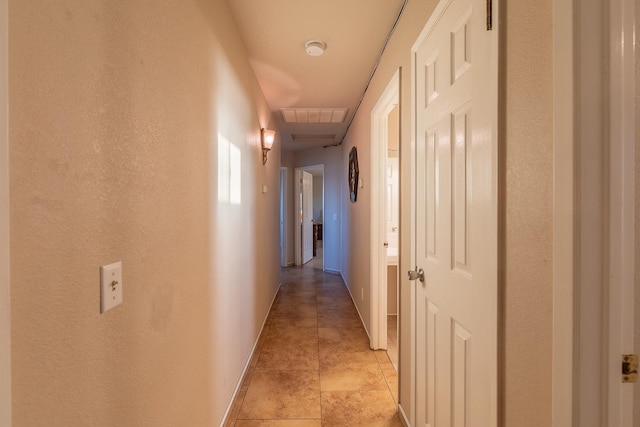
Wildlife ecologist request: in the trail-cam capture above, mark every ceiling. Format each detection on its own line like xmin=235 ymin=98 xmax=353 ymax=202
xmin=226 ymin=0 xmax=406 ymax=152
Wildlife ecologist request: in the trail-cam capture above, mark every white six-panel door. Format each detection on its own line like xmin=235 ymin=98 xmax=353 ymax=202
xmin=413 ymin=0 xmax=498 ymax=425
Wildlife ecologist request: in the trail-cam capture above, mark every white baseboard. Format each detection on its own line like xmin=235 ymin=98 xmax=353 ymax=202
xmin=218 ymin=281 xmax=281 ymax=426
xmin=399 ymin=404 xmax=410 ymax=426
xmin=341 ymin=273 xmax=371 ymax=342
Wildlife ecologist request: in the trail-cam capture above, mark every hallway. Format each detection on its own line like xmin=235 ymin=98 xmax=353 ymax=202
xmin=225 ymin=266 xmax=400 ymax=426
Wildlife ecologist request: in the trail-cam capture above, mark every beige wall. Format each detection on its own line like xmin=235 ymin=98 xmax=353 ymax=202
xmin=9 ymin=0 xmax=281 ymax=425
xmin=0 ymin=0 xmax=10 ymax=423
xmin=502 ymin=2 xmax=554 ymax=425
xmin=281 ymin=151 xmax=296 ymax=266
xmin=340 ymin=0 xmax=554 ymax=424
xmin=635 ymin=0 xmax=640 ymax=420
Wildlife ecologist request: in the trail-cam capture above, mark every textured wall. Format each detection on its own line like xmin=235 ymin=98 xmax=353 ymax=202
xmin=502 ymin=2 xmax=554 ymax=426
xmin=635 ymin=0 xmax=640 ymax=420
xmin=0 ymin=0 xmax=10 ymax=423
xmin=9 ymin=0 xmax=280 ymax=425
xmin=281 ymin=151 xmax=296 ymax=266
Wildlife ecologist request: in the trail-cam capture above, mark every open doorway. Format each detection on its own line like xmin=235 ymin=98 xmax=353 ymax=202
xmin=370 ymin=70 xmax=400 ymax=368
xmin=294 ymin=165 xmax=324 ymax=269
xmin=386 ymin=106 xmax=400 ymax=370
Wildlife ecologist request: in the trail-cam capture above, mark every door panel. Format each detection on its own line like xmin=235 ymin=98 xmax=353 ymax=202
xmin=413 ymin=0 xmax=497 ymax=425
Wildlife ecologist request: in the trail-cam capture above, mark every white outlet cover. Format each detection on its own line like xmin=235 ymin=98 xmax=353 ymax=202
xmin=100 ymin=261 xmax=122 ymax=313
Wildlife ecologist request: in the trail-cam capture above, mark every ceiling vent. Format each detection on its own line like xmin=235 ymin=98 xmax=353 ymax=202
xmin=281 ymin=108 xmax=348 ymax=124
xmin=291 ymin=134 xmax=337 ymax=142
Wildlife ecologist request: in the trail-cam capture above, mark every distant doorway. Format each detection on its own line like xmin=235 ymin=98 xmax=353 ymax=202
xmin=294 ymin=165 xmax=324 ymax=268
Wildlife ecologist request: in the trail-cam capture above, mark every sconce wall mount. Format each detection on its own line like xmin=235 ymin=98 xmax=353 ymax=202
xmin=261 ymin=128 xmax=276 ymax=165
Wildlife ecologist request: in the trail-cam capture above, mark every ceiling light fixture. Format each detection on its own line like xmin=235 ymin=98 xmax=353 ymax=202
xmin=305 ymin=40 xmax=326 ymax=56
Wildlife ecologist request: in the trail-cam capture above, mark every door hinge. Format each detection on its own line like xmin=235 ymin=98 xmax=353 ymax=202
xmin=622 ymin=354 xmax=638 ymax=383
xmin=486 ymin=0 xmax=493 ymax=31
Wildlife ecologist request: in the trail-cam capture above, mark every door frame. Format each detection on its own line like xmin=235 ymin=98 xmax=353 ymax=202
xmin=606 ymin=0 xmax=635 ymax=424
xmin=279 ymin=167 xmax=287 ymax=267
xmin=370 ymin=69 xmax=400 ymax=350
xmin=294 ymin=169 xmax=302 ymax=266
xmin=0 ymin=0 xmax=11 ymax=422
xmin=552 ymin=0 xmax=636 ymax=425
xmin=551 ymin=2 xmax=576 ymax=425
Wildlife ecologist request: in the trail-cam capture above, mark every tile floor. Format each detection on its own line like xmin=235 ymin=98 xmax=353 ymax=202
xmin=386 ymin=315 xmax=398 ymax=371
xmin=309 ymin=241 xmax=323 ymax=270
xmin=225 ymin=265 xmax=401 ymax=426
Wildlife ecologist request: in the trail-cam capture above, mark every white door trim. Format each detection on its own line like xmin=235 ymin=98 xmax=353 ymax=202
xmin=607 ymin=0 xmax=635 ymax=425
xmin=294 ymin=169 xmax=302 ymax=266
xmin=0 ymin=0 xmax=11 ymax=422
xmin=552 ymin=0 xmax=636 ymax=425
xmin=370 ymin=69 xmax=400 ymax=350
xmin=551 ymin=2 xmax=576 ymax=425
xmin=551 ymin=1 xmax=578 ymax=427
xmin=294 ymin=166 xmax=323 ymax=267
xmin=279 ymin=168 xmax=287 ymax=267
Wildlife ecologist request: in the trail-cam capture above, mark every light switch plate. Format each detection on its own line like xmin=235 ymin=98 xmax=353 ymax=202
xmin=100 ymin=261 xmax=122 ymax=313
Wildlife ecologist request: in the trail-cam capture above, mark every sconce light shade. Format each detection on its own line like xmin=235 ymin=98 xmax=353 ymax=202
xmin=261 ymin=128 xmax=276 ymax=165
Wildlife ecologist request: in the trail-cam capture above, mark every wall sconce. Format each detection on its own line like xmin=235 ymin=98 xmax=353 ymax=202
xmin=261 ymin=128 xmax=276 ymax=165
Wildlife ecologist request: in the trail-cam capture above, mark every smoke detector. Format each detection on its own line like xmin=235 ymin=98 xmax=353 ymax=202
xmin=305 ymin=40 xmax=326 ymax=56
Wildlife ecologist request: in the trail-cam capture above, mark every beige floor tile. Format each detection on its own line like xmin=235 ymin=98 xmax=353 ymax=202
xmin=256 ymin=342 xmax=320 ymax=371
xmin=239 ymin=370 xmax=321 ymax=419
xmin=320 ymin=349 xmax=379 ymax=366
xmin=270 ymin=315 xmax=318 ymax=328
xmin=381 ymin=366 xmax=399 ymax=403
xmin=272 ymin=302 xmax=317 ymax=317
xmin=318 ymin=327 xmax=371 ymax=355
xmin=321 ymin=389 xmax=402 ymax=427
xmin=274 ymin=293 xmax=317 ymax=307
xmin=317 ymin=296 xmax=356 ymax=312
xmin=234 ymin=420 xmax=321 ymax=427
xmin=263 ymin=325 xmax=318 ymax=342
xmin=373 ymin=350 xmax=393 ymax=369
xmin=320 ymin=351 xmax=388 ymax=392
xmin=317 ymin=302 xmax=358 ymax=315
xmin=225 ymin=389 xmax=246 ymax=427
xmin=316 ymin=283 xmax=350 ymax=293
xmin=318 ymin=309 xmax=362 ymax=328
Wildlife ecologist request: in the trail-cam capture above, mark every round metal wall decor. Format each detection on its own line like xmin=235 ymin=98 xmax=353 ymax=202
xmin=348 ymin=146 xmax=359 ymax=202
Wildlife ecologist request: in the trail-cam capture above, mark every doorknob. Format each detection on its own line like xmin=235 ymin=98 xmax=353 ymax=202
xmin=407 ymin=268 xmax=425 ymax=283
